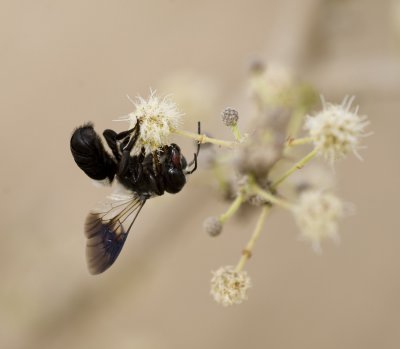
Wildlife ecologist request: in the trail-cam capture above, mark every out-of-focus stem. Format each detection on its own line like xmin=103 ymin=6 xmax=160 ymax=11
xmin=230 ymin=124 xmax=242 ymax=142
xmin=173 ymin=128 xmax=235 ymax=148
xmin=219 ymin=194 xmax=244 ymax=224
xmin=285 ymin=137 xmax=314 ymax=147
xmin=251 ymin=185 xmax=293 ymax=210
xmin=286 ymin=108 xmax=306 ymax=138
xmin=271 ymin=147 xmax=319 ymax=189
xmin=235 ymin=206 xmax=270 ymax=272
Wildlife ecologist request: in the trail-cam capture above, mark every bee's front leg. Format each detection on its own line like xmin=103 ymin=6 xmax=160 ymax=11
xmin=103 ymin=126 xmax=137 ymax=161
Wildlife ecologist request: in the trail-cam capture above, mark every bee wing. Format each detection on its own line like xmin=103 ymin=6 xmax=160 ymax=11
xmin=85 ymin=189 xmax=146 ymax=275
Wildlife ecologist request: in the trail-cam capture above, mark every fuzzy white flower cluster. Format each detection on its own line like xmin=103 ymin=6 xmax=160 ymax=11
xmin=120 ymin=91 xmax=183 ymax=154
xmin=250 ymin=62 xmax=294 ymax=107
xmin=293 ymin=190 xmax=345 ymax=253
xmin=210 ymin=266 xmax=251 ymax=306
xmin=305 ymin=96 xmax=370 ymax=164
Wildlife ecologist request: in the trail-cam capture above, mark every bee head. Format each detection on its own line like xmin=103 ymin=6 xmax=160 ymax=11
xmin=161 ymin=143 xmax=187 ymax=194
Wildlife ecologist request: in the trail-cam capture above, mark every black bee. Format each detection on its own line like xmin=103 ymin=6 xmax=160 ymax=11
xmin=70 ymin=122 xmax=199 ymax=274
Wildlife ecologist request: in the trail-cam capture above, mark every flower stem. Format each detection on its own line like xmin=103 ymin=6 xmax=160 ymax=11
xmin=235 ymin=206 xmax=270 ymax=272
xmin=286 ymin=108 xmax=306 ymax=138
xmin=219 ymin=194 xmax=244 ymax=224
xmin=230 ymin=124 xmax=242 ymax=142
xmin=173 ymin=128 xmax=235 ymax=148
xmin=251 ymin=184 xmax=293 ymax=210
xmin=271 ymin=147 xmax=319 ymax=189
xmin=285 ymin=137 xmax=314 ymax=147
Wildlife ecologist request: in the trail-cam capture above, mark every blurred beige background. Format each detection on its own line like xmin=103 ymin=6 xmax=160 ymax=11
xmin=1 ymin=0 xmax=400 ymax=348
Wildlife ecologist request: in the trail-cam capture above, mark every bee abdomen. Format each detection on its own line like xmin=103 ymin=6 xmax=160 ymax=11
xmin=70 ymin=123 xmax=117 ymax=182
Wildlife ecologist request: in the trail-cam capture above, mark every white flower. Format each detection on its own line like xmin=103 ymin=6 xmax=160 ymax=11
xmin=290 ymin=164 xmax=335 ymax=193
xmin=304 ymin=96 xmax=370 ymax=164
xmin=210 ymin=266 xmax=251 ymax=306
xmin=250 ymin=62 xmax=294 ymax=107
xmin=293 ymin=190 xmax=345 ymax=253
xmin=119 ymin=91 xmax=183 ymax=154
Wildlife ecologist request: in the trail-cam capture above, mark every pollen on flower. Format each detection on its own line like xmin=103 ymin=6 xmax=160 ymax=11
xmin=120 ymin=91 xmax=183 ymax=154
xmin=293 ymin=190 xmax=345 ymax=253
xmin=210 ymin=266 xmax=251 ymax=306
xmin=304 ymin=96 xmax=370 ymax=164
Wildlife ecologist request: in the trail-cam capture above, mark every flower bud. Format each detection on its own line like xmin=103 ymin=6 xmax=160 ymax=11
xmin=203 ymin=216 xmax=223 ymax=237
xmin=221 ymin=108 xmax=239 ymax=127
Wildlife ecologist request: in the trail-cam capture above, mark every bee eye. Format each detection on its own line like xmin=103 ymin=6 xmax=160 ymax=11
xmin=171 ymin=149 xmax=181 ymax=167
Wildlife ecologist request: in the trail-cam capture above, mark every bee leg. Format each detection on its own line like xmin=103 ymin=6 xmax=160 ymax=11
xmin=119 ymin=137 xmax=130 ymax=153
xmin=152 ymin=151 xmax=163 ymax=173
xmin=103 ymin=126 xmax=136 ymax=161
xmin=117 ymin=127 xmax=142 ymax=177
xmin=121 ymin=123 xmax=140 ymax=153
xmin=133 ymin=163 xmax=143 ymax=183
xmin=139 ymin=147 xmax=146 ymax=162
xmin=120 ymin=146 xmax=145 ymax=182
xmin=103 ymin=130 xmax=121 ymax=161
xmin=127 ymin=156 xmax=143 ymax=183
xmin=148 ymin=172 xmax=164 ymax=196
xmin=70 ymin=123 xmax=117 ymax=182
